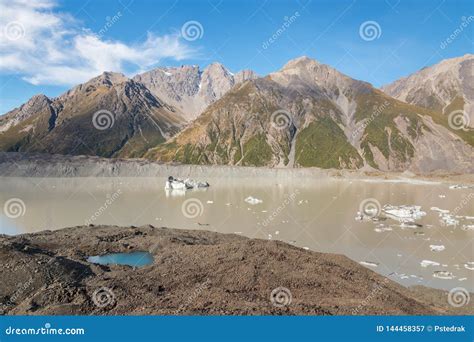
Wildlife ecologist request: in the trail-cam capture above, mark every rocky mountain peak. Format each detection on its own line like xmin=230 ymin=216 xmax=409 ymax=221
xmin=92 ymin=71 xmax=129 ymax=86
xmin=270 ymin=56 xmax=367 ymax=98
xmin=281 ymin=56 xmax=320 ymax=70
xmin=382 ymin=54 xmax=473 ymax=126
xmin=133 ymin=62 xmax=257 ymax=121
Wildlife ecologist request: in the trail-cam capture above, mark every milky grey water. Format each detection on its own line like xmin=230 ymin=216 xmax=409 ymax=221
xmin=1 ymin=176 xmax=473 ymax=291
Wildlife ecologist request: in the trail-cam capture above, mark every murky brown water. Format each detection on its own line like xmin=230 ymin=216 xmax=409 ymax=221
xmin=1 ymin=176 xmax=473 ymax=291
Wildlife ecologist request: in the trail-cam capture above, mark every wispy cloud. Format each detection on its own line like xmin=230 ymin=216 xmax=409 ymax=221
xmin=0 ymin=0 xmax=197 ymax=86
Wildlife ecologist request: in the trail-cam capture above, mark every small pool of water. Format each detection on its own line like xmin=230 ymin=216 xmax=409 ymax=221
xmin=87 ymin=251 xmax=154 ymax=267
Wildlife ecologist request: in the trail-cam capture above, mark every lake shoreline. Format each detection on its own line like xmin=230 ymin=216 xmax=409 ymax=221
xmin=1 ymin=224 xmax=471 ymax=315
xmin=1 ymin=152 xmax=473 ymax=184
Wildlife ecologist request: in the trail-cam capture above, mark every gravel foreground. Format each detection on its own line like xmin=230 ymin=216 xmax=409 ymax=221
xmin=1 ymin=225 xmax=471 ymax=315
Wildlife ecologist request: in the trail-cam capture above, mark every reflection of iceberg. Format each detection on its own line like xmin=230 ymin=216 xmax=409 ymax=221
xmin=165 ymin=189 xmax=186 ymax=197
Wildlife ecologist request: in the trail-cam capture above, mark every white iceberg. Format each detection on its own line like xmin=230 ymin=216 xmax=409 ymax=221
xmin=429 ymin=245 xmax=445 ymax=252
xmin=420 ymin=260 xmax=440 ymax=267
xmin=433 ymin=271 xmax=454 ymax=279
xmin=430 ymin=207 xmax=450 ymax=214
xmin=464 ymin=262 xmax=474 ymax=271
xmin=244 ymin=196 xmax=263 ymax=205
xmin=449 ymin=184 xmax=474 ymax=190
xmin=382 ymin=204 xmax=426 ymax=223
xmin=165 ymin=176 xmax=209 ymax=191
xmin=359 ymin=261 xmax=379 ymax=267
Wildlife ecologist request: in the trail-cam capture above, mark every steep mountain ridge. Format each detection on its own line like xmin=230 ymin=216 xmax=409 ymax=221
xmin=382 ymin=54 xmax=473 ymax=127
xmin=146 ymin=57 xmax=473 ymax=172
xmin=133 ymin=63 xmax=258 ymax=121
xmin=1 ymin=56 xmax=472 ymax=172
xmin=0 ymin=72 xmax=185 ymax=157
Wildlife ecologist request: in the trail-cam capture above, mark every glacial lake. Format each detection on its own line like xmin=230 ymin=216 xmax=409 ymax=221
xmin=87 ymin=251 xmax=154 ymax=268
xmin=1 ymin=176 xmax=473 ymax=291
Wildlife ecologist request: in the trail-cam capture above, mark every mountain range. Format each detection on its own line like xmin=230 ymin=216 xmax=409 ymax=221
xmin=1 ymin=54 xmax=472 ymax=172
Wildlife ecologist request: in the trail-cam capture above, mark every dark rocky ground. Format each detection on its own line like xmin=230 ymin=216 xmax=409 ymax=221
xmin=0 ymin=225 xmax=471 ymax=315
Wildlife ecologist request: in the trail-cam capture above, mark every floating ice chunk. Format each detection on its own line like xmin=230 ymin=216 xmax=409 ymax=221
xmin=390 ymin=272 xmax=410 ymax=280
xmin=374 ymin=226 xmax=393 ymax=233
xmin=206 ymin=200 xmax=213 ymax=204
xmin=462 ymin=225 xmax=474 ymax=231
xmin=410 ymin=275 xmax=423 ymax=280
xmin=438 ymin=194 xmax=446 ymax=198
xmin=303 ymin=247 xmax=309 ymax=250
xmin=165 ymin=177 xmax=209 ymax=190
xmin=382 ymin=204 xmax=426 ymax=223
xmin=400 ymin=222 xmax=422 ymax=229
xmin=359 ymin=261 xmax=379 ymax=267
xmin=275 ymin=230 xmax=280 ymax=235
xmin=459 ymin=278 xmax=467 ymax=281
xmin=420 ymin=260 xmax=440 ymax=267
xmin=440 ymin=214 xmax=459 ymax=226
xmin=433 ymin=271 xmax=454 ymax=279
xmin=449 ymin=184 xmax=474 ymax=189
xmin=244 ymin=196 xmax=263 ymax=205
xmin=355 ymin=209 xmax=383 ymax=221
xmin=429 ymin=245 xmax=445 ymax=252
xmin=430 ymin=207 xmax=450 ymax=214
xmin=464 ymin=262 xmax=474 ymax=270
xmin=184 ymin=178 xmax=210 ymax=189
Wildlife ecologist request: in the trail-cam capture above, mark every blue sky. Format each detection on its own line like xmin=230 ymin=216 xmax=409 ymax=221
xmin=0 ymin=0 xmax=472 ymax=113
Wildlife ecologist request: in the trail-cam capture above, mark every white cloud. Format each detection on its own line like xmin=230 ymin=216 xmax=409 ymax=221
xmin=0 ymin=0 xmax=197 ymax=86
